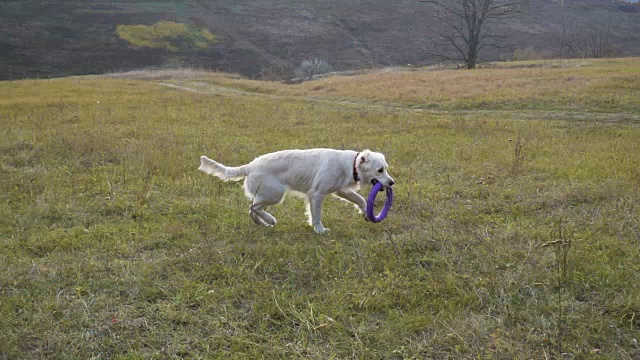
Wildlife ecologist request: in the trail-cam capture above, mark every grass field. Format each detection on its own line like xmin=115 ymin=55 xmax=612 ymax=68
xmin=1 ymin=58 xmax=640 ymax=358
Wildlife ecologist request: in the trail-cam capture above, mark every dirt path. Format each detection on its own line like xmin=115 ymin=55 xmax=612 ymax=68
xmin=158 ymin=83 xmax=207 ymax=93
xmin=156 ymin=81 xmax=640 ymax=124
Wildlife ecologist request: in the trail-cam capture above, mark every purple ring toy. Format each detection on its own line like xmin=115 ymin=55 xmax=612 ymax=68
xmin=366 ymin=182 xmax=393 ymax=223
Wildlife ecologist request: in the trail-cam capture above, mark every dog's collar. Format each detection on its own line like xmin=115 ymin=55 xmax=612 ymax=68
xmin=353 ymin=152 xmax=360 ymax=182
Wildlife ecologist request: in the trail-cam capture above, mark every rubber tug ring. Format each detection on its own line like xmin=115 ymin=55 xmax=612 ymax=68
xmin=366 ymin=182 xmax=393 ymax=223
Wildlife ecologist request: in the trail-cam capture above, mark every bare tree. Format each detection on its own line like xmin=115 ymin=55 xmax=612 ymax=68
xmin=561 ymin=16 xmax=621 ymax=59
xmin=563 ymin=25 xmax=620 ymax=58
xmin=420 ymin=0 xmax=529 ymax=69
xmin=296 ymin=59 xmax=332 ymax=80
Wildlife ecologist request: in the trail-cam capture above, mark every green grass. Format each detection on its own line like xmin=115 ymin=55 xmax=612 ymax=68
xmin=1 ymin=63 xmax=640 ymax=358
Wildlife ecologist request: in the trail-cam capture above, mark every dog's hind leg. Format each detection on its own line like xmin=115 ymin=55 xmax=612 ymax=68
xmin=244 ymin=174 xmax=284 ymax=227
xmin=250 ymin=201 xmax=278 ymax=226
xmin=249 ymin=207 xmax=268 ymax=225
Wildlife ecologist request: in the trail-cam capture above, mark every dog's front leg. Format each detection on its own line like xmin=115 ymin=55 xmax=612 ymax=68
xmin=335 ymin=190 xmax=367 ymax=218
xmin=309 ymin=194 xmax=329 ymax=234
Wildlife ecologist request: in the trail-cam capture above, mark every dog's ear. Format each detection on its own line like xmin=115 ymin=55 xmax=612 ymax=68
xmin=359 ymin=150 xmax=372 ymax=169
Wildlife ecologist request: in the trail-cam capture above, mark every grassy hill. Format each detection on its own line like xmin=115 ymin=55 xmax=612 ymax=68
xmin=1 ymin=0 xmax=639 ymax=80
xmin=1 ymin=58 xmax=640 ymax=358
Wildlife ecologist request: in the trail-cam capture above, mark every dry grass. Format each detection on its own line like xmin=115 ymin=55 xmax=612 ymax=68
xmin=287 ymin=58 xmax=640 ymax=111
xmin=115 ymin=58 xmax=640 ymax=114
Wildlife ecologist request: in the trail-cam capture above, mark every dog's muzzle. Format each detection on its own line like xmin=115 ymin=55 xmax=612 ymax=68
xmin=371 ymin=178 xmax=391 ymax=191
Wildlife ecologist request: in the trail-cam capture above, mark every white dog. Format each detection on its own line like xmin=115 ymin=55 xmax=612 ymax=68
xmin=198 ymin=149 xmax=395 ymax=234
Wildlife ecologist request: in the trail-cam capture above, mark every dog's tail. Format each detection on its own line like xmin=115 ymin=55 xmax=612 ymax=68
xmin=198 ymin=156 xmax=247 ymax=181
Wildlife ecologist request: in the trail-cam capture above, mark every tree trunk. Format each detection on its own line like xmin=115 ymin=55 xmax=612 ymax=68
xmin=467 ymin=43 xmax=478 ymax=69
xmin=467 ymin=55 xmax=477 ymax=69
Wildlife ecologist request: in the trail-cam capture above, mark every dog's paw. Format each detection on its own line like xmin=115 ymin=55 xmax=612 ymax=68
xmin=262 ymin=215 xmax=277 ymax=226
xmin=314 ymin=226 xmax=330 ymax=235
xmin=249 ymin=210 xmax=266 ymax=226
xmin=357 ymin=208 xmax=370 ymax=222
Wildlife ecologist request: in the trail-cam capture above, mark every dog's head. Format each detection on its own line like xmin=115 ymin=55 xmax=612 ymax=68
xmin=356 ymin=150 xmax=395 ymax=189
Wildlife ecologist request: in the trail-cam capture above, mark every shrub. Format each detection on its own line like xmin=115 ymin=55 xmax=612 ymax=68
xmin=116 ymin=21 xmax=219 ymax=52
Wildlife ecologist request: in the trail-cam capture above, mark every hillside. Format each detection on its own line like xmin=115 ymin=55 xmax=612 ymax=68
xmin=1 ymin=0 xmax=639 ymax=80
xmin=117 ymin=58 xmax=639 ymax=114
xmin=2 ymin=59 xmax=640 ymax=358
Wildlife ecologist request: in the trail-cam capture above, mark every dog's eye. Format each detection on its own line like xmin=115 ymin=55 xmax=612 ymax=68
xmin=378 ymin=168 xmax=383 ymax=173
